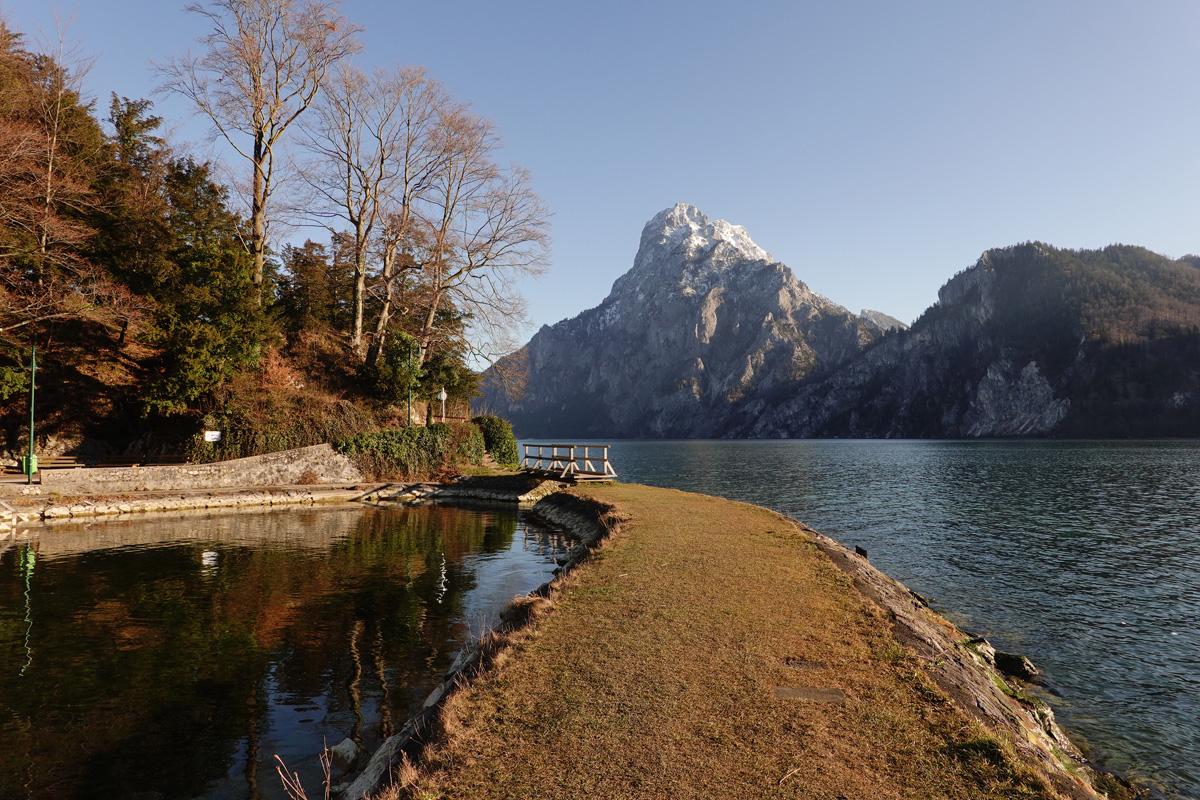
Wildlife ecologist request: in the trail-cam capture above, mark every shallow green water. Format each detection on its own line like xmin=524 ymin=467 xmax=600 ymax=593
xmin=588 ymin=438 xmax=1199 ymax=799
xmin=0 ymin=503 xmax=566 ymax=800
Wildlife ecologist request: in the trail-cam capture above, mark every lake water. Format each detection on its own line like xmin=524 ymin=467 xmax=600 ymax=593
xmin=585 ymin=439 xmax=1199 ymax=800
xmin=0 ymin=503 xmax=567 ymax=800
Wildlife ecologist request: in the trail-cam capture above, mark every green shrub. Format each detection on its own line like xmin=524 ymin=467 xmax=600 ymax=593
xmin=428 ymin=422 xmax=485 ymax=468
xmin=471 ymin=415 xmax=519 ymax=467
xmin=335 ymin=422 xmax=485 ymax=480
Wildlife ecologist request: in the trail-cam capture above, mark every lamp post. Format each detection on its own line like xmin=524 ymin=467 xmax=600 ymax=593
xmin=407 ymin=339 xmax=415 ymax=427
xmin=23 ymin=346 xmax=36 ymax=485
xmin=438 ymin=387 xmax=447 ymax=423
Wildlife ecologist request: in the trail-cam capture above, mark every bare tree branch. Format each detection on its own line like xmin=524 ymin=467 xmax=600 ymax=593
xmin=296 ymin=64 xmax=454 ymax=359
xmin=154 ymin=0 xmax=361 ymax=297
xmin=413 ymin=107 xmax=549 ymax=366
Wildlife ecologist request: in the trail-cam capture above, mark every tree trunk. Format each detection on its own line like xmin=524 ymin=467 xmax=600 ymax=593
xmin=251 ymin=132 xmax=266 ymax=302
xmin=364 ymin=295 xmax=391 ymax=368
xmin=417 ymin=289 xmax=442 ymax=364
xmin=364 ymin=247 xmax=397 ymax=368
xmin=351 ymin=222 xmax=367 ymax=356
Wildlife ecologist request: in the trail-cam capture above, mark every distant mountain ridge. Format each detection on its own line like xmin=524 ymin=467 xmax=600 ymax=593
xmin=485 ymin=206 xmax=1200 ymax=439
xmin=738 ymin=242 xmax=1200 ymax=438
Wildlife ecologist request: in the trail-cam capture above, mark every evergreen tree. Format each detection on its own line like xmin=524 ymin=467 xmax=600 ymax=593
xmin=278 ymin=240 xmax=334 ymax=332
xmin=141 ymin=158 xmax=268 ymax=414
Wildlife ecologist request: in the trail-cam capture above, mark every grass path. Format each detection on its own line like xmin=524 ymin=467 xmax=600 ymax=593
xmin=411 ymin=484 xmax=1060 ymax=800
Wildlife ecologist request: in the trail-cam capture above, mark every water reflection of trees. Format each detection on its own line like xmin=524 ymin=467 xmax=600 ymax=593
xmin=0 ymin=505 xmax=550 ymax=800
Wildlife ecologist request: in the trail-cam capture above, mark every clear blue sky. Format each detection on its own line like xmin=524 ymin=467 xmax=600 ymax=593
xmin=8 ymin=0 xmax=1200 ymax=331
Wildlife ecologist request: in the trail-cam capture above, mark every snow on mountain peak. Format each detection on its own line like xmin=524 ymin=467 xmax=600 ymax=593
xmin=599 ymin=202 xmax=806 ymax=317
xmin=636 ymin=202 xmax=772 ymax=270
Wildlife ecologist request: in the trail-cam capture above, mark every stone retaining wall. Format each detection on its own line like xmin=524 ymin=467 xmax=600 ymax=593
xmin=32 ymin=486 xmax=374 ymax=523
xmin=39 ymin=444 xmax=363 ymax=494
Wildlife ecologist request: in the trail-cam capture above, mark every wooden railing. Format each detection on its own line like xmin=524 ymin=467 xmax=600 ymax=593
xmin=520 ymin=443 xmax=617 ymax=483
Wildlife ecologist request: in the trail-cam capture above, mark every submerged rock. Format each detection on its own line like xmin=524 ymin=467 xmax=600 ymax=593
xmin=994 ymin=650 xmax=1041 ymax=680
xmin=327 ymin=737 xmax=361 ymax=773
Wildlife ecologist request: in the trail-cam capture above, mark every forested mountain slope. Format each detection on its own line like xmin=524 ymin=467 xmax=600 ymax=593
xmin=737 ymin=243 xmax=1200 ymax=438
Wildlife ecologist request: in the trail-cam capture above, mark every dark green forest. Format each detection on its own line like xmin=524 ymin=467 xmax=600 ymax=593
xmin=990 ymin=243 xmax=1200 ymax=436
xmin=0 ymin=6 xmax=546 ymax=460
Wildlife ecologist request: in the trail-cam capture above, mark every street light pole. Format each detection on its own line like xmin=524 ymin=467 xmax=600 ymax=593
xmin=407 ymin=339 xmax=415 ymax=427
xmin=25 ymin=346 xmax=36 ymax=485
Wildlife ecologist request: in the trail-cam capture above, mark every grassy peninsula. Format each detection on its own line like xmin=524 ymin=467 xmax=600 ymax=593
xmin=401 ymin=483 xmax=1108 ymax=800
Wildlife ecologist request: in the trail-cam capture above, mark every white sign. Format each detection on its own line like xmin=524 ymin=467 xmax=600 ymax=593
xmin=204 ymin=430 xmax=222 ymax=442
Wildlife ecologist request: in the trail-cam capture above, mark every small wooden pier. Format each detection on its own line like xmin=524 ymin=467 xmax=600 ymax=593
xmin=520 ymin=444 xmax=618 ymax=483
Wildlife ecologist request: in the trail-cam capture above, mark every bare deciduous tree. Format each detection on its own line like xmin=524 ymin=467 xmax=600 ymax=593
xmin=296 ymin=64 xmax=445 ymax=356
xmin=155 ymin=0 xmax=360 ymax=297
xmin=363 ymin=70 xmax=449 ymax=366
xmin=0 ymin=115 xmax=43 ymax=262
xmin=416 ymin=109 xmax=550 ymax=367
xmin=30 ymin=30 xmax=98 ymax=274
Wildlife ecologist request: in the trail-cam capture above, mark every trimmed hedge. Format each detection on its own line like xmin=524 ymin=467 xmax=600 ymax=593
xmin=471 ymin=414 xmax=519 ymax=467
xmin=335 ymin=422 xmax=485 ymax=480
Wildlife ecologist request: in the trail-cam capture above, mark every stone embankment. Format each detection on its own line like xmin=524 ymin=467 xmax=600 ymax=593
xmin=1 ymin=450 xmax=563 ymax=530
xmin=802 ymin=524 xmax=1108 ymax=797
xmin=22 ymin=485 xmax=378 ymax=525
xmin=26 ymin=443 xmax=362 ymax=495
xmin=368 ymin=476 xmax=564 ymax=506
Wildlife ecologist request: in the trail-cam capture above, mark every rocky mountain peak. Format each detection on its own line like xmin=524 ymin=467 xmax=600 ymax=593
xmin=612 ymin=203 xmax=778 ymax=305
xmin=483 ymin=204 xmax=883 ymax=438
xmin=636 ymin=202 xmax=772 ymax=269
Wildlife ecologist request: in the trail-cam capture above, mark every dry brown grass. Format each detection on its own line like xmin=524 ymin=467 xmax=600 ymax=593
xmin=405 ymin=484 xmax=1064 ymax=800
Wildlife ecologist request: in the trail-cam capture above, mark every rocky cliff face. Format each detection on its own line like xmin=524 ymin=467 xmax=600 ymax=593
xmin=484 ymin=203 xmax=880 ymax=437
xmin=858 ymin=309 xmax=907 ymax=334
xmin=733 ymin=249 xmax=1054 ymax=437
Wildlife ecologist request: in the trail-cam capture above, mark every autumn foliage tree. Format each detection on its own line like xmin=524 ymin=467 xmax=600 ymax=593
xmin=0 ymin=23 xmax=139 ymax=362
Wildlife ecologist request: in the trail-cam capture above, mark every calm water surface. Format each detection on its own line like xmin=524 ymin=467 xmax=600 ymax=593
xmin=586 ymin=439 xmax=1199 ymax=799
xmin=0 ymin=503 xmax=567 ymax=800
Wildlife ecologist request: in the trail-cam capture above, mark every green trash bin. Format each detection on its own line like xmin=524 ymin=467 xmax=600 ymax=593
xmin=20 ymin=454 xmax=37 ymax=475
